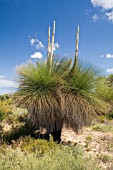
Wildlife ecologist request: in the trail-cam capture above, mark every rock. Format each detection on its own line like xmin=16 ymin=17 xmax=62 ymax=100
xmin=2 ymin=123 xmax=11 ymax=132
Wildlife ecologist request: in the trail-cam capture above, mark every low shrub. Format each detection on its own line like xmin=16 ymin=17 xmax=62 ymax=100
xmin=0 ymin=100 xmax=13 ymax=122
xmin=20 ymin=136 xmax=57 ymax=156
xmin=0 ymin=144 xmax=101 ymax=170
xmin=100 ymin=154 xmax=112 ymax=163
xmin=85 ymin=135 xmax=92 ymax=141
xmin=92 ymin=123 xmax=113 ymax=132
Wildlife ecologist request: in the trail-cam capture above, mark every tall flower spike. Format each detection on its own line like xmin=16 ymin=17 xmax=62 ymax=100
xmin=70 ymin=25 xmax=80 ymax=76
xmin=47 ymin=26 xmax=51 ymax=59
xmin=76 ymin=25 xmax=79 ymax=52
xmin=51 ymin=21 xmax=55 ymax=58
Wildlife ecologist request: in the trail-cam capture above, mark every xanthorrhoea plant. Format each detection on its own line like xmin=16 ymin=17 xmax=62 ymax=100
xmin=15 ymin=22 xmax=113 ymax=143
xmin=16 ymin=57 xmax=113 ymax=142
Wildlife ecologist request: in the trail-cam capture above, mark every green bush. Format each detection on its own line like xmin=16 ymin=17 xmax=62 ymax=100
xmin=20 ymin=136 xmax=57 ymax=156
xmin=0 ymin=94 xmax=9 ymax=101
xmin=0 ymin=144 xmax=101 ymax=170
xmin=0 ymin=100 xmax=13 ymax=122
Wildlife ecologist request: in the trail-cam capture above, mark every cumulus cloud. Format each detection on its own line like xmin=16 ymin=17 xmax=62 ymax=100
xmin=101 ymin=54 xmax=113 ymax=58
xmin=30 ymin=52 xmax=43 ymax=59
xmin=54 ymin=42 xmax=60 ymax=51
xmin=91 ymin=0 xmax=113 ymax=10
xmin=91 ymin=0 xmax=113 ymax=22
xmin=30 ymin=38 xmax=44 ymax=49
xmin=106 ymin=68 xmax=113 ymax=73
xmin=30 ymin=38 xmax=59 ymax=60
xmin=106 ymin=11 xmax=113 ymax=22
xmin=0 ymin=75 xmax=18 ymax=88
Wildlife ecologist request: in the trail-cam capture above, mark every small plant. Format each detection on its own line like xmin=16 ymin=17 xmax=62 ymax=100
xmin=92 ymin=124 xmax=113 ymax=132
xmin=85 ymin=135 xmax=92 ymax=141
xmin=106 ymin=111 xmax=113 ymax=120
xmin=98 ymin=116 xmax=106 ymax=123
xmin=92 ymin=124 xmax=104 ymax=131
xmin=100 ymin=154 xmax=112 ymax=163
xmin=85 ymin=135 xmax=92 ymax=151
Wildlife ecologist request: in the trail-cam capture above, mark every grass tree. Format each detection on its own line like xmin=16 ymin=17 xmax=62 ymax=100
xmin=15 ymin=22 xmax=113 ymax=143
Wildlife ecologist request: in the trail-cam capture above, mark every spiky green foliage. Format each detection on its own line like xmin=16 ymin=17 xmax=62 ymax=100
xmin=15 ymin=57 xmax=113 ymax=134
xmin=65 ymin=62 xmax=113 ymax=112
xmin=16 ymin=58 xmax=71 ymax=132
xmin=61 ymin=61 xmax=113 ymax=131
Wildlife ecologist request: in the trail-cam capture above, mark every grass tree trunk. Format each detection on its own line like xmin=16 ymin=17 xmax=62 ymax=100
xmin=51 ymin=114 xmax=63 ymax=143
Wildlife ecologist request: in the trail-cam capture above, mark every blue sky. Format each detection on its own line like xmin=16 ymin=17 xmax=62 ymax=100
xmin=0 ymin=0 xmax=113 ymax=94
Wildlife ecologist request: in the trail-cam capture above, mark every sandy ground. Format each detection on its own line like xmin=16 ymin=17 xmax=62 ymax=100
xmin=61 ymin=125 xmax=113 ymax=170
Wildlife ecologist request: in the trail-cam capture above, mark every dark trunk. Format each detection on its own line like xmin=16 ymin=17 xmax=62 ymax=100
xmin=51 ymin=128 xmax=62 ymax=143
xmin=51 ymin=118 xmax=63 ymax=143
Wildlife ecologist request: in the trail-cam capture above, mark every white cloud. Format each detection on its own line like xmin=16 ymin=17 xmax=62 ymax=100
xmin=30 ymin=38 xmax=35 ymax=46
xmin=91 ymin=0 xmax=113 ymax=10
xmin=91 ymin=0 xmax=113 ymax=22
xmin=101 ymin=54 xmax=113 ymax=58
xmin=106 ymin=68 xmax=113 ymax=73
xmin=30 ymin=38 xmax=44 ymax=49
xmin=0 ymin=75 xmax=18 ymax=88
xmin=92 ymin=14 xmax=99 ymax=22
xmin=30 ymin=52 xmax=43 ymax=59
xmin=38 ymin=41 xmax=44 ymax=49
xmin=54 ymin=42 xmax=60 ymax=51
xmin=106 ymin=11 xmax=113 ymax=22
xmin=0 ymin=75 xmax=5 ymax=79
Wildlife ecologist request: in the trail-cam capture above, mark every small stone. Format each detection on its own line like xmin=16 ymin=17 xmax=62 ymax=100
xmin=81 ymin=142 xmax=86 ymax=146
xmin=91 ymin=148 xmax=96 ymax=152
